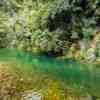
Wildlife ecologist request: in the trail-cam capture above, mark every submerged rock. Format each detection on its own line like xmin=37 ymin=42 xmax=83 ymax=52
xmin=23 ymin=91 xmax=41 ymax=100
xmin=80 ymin=95 xmax=93 ymax=100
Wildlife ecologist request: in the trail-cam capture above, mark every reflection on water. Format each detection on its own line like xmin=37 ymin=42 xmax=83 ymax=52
xmin=0 ymin=49 xmax=100 ymax=96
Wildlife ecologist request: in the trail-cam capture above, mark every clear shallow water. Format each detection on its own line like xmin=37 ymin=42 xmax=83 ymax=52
xmin=0 ymin=49 xmax=100 ymax=97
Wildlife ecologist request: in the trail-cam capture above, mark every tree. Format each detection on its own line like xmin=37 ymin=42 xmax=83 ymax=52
xmin=0 ymin=0 xmax=100 ymax=57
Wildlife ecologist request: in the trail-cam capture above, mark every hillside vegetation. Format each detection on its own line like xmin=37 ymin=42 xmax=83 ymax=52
xmin=0 ymin=0 xmax=100 ymax=62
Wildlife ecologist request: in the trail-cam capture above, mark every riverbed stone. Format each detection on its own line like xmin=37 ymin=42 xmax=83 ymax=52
xmin=23 ymin=91 xmax=41 ymax=100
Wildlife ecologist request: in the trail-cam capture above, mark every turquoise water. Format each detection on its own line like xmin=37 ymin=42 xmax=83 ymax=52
xmin=0 ymin=49 xmax=100 ymax=96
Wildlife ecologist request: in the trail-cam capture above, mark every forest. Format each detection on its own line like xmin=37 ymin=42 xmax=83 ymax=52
xmin=0 ymin=0 xmax=100 ymax=61
xmin=0 ymin=0 xmax=100 ymax=100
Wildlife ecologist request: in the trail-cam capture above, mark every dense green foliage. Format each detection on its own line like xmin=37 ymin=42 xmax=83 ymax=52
xmin=0 ymin=0 xmax=100 ymax=60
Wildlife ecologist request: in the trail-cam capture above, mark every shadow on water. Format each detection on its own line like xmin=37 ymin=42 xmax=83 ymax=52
xmin=0 ymin=49 xmax=100 ymax=97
